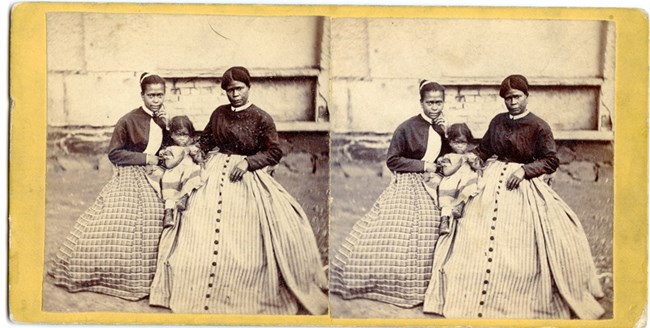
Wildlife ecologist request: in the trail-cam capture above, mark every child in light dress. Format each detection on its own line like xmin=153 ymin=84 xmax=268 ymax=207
xmin=424 ymin=123 xmax=482 ymax=234
xmin=146 ymin=115 xmax=203 ymax=227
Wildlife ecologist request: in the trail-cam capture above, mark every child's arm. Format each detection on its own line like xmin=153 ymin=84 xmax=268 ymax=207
xmin=187 ymin=144 xmax=207 ymax=165
xmin=439 ymin=156 xmax=464 ymax=176
xmin=465 ymin=153 xmax=484 ymax=172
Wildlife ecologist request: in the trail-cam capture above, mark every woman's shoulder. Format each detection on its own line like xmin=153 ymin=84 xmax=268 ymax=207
xmin=116 ymin=107 xmax=148 ymax=125
xmin=206 ymin=105 xmax=231 ymax=121
xmin=211 ymin=104 xmax=231 ymax=114
xmin=248 ymin=104 xmax=276 ymax=123
xmin=489 ymin=112 xmax=510 ymax=123
xmin=395 ymin=115 xmax=426 ymax=132
xmin=525 ymin=112 xmax=552 ymax=129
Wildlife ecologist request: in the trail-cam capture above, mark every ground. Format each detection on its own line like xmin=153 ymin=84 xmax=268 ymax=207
xmin=328 ymin=160 xmax=613 ymax=319
xmin=42 ymin=156 xmax=329 ymax=314
xmin=42 ymin=155 xmax=613 ymax=320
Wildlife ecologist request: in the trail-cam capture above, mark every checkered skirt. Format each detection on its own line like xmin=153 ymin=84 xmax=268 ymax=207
xmin=48 ymin=165 xmax=164 ymax=300
xmin=330 ymin=172 xmax=441 ymax=307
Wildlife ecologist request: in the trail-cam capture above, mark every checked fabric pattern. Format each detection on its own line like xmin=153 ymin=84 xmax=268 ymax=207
xmin=331 ymin=172 xmax=441 ymax=307
xmin=48 ymin=165 xmax=164 ymax=300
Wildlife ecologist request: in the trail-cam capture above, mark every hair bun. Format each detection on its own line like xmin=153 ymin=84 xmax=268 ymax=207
xmin=419 ymin=79 xmax=434 ymax=90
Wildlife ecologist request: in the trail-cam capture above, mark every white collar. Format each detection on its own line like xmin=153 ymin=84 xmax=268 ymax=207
xmin=420 ymin=113 xmax=433 ymax=124
xmin=141 ymin=106 xmax=154 ymax=117
xmin=231 ymin=102 xmax=252 ymax=112
xmin=509 ymin=111 xmax=530 ymax=120
xmin=141 ymin=105 xmax=164 ymax=118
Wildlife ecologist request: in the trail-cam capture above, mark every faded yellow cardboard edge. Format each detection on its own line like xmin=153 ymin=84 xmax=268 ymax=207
xmin=8 ymin=2 xmax=648 ymax=327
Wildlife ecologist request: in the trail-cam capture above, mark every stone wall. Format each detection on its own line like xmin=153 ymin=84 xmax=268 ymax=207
xmin=47 ymin=127 xmax=329 ymax=177
xmin=330 ymin=18 xmax=615 ymax=139
xmin=47 ymin=13 xmax=328 ymax=130
xmin=331 ymin=133 xmax=613 ymax=184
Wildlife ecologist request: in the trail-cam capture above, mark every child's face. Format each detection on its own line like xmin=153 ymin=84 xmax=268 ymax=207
xmin=449 ymin=136 xmax=468 ymax=154
xmin=171 ymin=127 xmax=191 ymax=146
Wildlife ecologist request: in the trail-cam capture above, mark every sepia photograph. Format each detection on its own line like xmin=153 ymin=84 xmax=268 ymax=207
xmin=328 ymin=17 xmax=614 ymax=319
xmin=42 ymin=12 xmax=330 ymax=315
xmin=8 ymin=2 xmax=648 ymax=327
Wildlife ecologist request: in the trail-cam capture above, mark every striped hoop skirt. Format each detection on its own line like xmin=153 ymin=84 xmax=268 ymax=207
xmin=423 ymin=160 xmax=605 ymax=319
xmin=48 ymin=165 xmax=164 ymax=300
xmin=330 ymin=172 xmax=441 ymax=307
xmin=160 ymin=153 xmax=328 ymax=314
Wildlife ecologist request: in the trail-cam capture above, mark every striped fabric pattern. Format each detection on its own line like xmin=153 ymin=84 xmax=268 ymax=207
xmin=48 ymin=166 xmax=164 ymax=300
xmin=437 ymin=154 xmax=480 ymax=217
xmin=160 ymin=156 xmax=203 ymax=209
xmin=330 ymin=172 xmax=441 ymax=307
xmin=423 ymin=160 xmax=604 ymax=319
xmin=162 ymin=153 xmax=328 ymax=314
xmin=149 ymin=157 xmax=203 ymax=308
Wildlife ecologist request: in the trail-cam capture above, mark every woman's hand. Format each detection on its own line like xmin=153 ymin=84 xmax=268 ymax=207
xmin=153 ymin=108 xmax=168 ymax=127
xmin=466 ymin=154 xmax=483 ymax=171
xmin=506 ymin=167 xmax=525 ymax=190
xmin=229 ymin=159 xmax=249 ymax=182
xmin=424 ymin=161 xmax=437 ymax=173
xmin=146 ymin=154 xmax=160 ymax=165
xmin=433 ymin=115 xmax=446 ymax=128
xmin=187 ymin=145 xmax=205 ymax=164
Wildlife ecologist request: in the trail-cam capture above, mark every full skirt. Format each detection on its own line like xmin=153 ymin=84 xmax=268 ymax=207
xmin=156 ymin=153 xmax=328 ymax=314
xmin=48 ymin=165 xmax=164 ymax=300
xmin=330 ymin=172 xmax=441 ymax=307
xmin=423 ymin=160 xmax=604 ymax=319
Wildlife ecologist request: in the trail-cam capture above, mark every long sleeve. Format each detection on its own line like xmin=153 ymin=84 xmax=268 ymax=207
xmin=522 ymin=123 xmax=559 ymax=179
xmin=198 ymin=110 xmax=218 ymax=153
xmin=476 ymin=113 xmax=559 ymax=179
xmin=245 ymin=113 xmax=283 ymax=171
xmin=386 ymin=125 xmax=425 ymax=173
xmin=107 ymin=118 xmax=147 ymax=165
xmin=474 ymin=121 xmax=496 ymax=162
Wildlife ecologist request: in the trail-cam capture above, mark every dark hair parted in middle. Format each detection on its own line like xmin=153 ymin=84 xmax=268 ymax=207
xmin=447 ymin=122 xmax=474 ymax=141
xmin=139 ymin=72 xmax=166 ymax=93
xmin=499 ymin=74 xmax=529 ymax=98
xmin=221 ymin=66 xmax=251 ymax=90
xmin=419 ymin=80 xmax=446 ymax=100
xmin=168 ymin=115 xmax=196 ymax=137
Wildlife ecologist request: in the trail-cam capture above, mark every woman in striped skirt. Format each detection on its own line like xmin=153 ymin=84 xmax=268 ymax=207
xmin=158 ymin=66 xmax=328 ymax=314
xmin=48 ymin=73 xmax=170 ymax=300
xmin=423 ymin=74 xmax=605 ymax=319
xmin=330 ymin=80 xmax=451 ymax=307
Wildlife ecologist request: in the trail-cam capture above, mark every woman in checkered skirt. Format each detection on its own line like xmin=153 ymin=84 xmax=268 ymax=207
xmin=330 ymin=80 xmax=452 ymax=307
xmin=48 ymin=73 xmax=170 ymax=300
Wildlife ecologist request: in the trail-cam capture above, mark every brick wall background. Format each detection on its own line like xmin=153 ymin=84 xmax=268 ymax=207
xmin=47 ymin=13 xmax=329 ymax=130
xmin=330 ymin=18 xmax=615 ymax=140
xmin=46 ymin=14 xmax=614 ymax=170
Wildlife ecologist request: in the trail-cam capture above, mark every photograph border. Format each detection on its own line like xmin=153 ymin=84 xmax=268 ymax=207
xmin=9 ymin=2 xmax=648 ymax=327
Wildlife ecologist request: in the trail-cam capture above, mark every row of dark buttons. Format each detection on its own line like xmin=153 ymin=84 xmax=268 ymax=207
xmin=204 ymin=155 xmax=231 ymax=311
xmin=477 ymin=165 xmax=508 ymax=318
